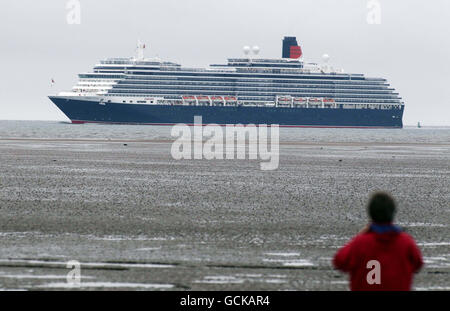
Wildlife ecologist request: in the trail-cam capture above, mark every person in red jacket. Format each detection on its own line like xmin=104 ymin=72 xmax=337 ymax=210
xmin=333 ymin=192 xmax=423 ymax=291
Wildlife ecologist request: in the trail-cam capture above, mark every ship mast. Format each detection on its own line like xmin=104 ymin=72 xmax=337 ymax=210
xmin=135 ymin=39 xmax=145 ymax=60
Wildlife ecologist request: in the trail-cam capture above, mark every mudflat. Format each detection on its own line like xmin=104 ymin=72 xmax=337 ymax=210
xmin=0 ymin=134 xmax=448 ymax=290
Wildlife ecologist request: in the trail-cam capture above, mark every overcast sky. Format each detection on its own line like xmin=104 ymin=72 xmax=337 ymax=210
xmin=1 ymin=0 xmax=449 ymax=125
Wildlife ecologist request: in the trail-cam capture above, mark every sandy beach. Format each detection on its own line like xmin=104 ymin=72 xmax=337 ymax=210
xmin=0 ymin=126 xmax=449 ymax=290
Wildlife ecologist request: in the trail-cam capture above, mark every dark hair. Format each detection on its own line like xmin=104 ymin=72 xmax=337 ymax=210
xmin=368 ymin=192 xmax=396 ymax=223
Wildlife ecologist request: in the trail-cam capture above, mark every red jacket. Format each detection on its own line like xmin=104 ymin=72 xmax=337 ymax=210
xmin=333 ymin=224 xmax=423 ymax=291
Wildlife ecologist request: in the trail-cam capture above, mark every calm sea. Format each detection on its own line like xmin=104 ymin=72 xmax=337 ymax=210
xmin=0 ymin=120 xmax=449 ymax=143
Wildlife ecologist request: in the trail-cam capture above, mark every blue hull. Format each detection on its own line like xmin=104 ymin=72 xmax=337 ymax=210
xmin=49 ymin=97 xmax=404 ymax=128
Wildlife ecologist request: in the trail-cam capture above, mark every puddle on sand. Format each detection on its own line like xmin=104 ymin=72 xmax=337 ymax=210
xmin=398 ymin=222 xmax=447 ymax=228
xmin=0 ymin=274 xmax=94 ymax=280
xmin=415 ymin=286 xmax=450 ymax=291
xmin=35 ymin=282 xmax=174 ymax=289
xmin=423 ymin=255 xmax=450 ymax=268
xmin=262 ymin=251 xmax=315 ymax=267
xmin=262 ymin=258 xmax=315 ymax=267
xmin=417 ymin=242 xmax=450 ymax=247
xmin=136 ymin=247 xmax=162 ymax=251
xmin=329 ymin=280 xmax=348 ymax=285
xmin=0 ymin=259 xmax=174 ymax=269
xmin=89 ymin=235 xmax=175 ymax=241
xmin=281 ymin=260 xmax=315 ymax=267
xmin=193 ymin=274 xmax=288 ymax=285
xmin=193 ymin=275 xmax=245 ymax=284
xmin=264 ymin=252 xmax=301 ymax=257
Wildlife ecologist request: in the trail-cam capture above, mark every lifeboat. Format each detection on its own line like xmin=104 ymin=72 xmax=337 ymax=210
xmin=309 ymin=97 xmax=321 ymax=102
xmin=224 ymin=96 xmax=237 ymax=101
xmin=211 ymin=96 xmax=224 ymax=101
xmin=278 ymin=97 xmax=290 ymax=101
xmin=293 ymin=97 xmax=307 ymax=102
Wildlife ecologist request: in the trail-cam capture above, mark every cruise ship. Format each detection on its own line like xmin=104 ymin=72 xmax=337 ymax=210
xmin=49 ymin=37 xmax=404 ymax=128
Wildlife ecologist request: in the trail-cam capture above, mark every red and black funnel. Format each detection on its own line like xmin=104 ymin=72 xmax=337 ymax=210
xmin=282 ymin=36 xmax=302 ymax=59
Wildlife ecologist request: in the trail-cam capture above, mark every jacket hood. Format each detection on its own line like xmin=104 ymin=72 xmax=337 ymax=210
xmin=369 ymin=223 xmax=402 ymax=243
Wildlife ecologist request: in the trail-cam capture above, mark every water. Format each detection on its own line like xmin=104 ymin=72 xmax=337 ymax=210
xmin=0 ymin=120 xmax=449 ymax=143
xmin=0 ymin=121 xmax=449 ymax=290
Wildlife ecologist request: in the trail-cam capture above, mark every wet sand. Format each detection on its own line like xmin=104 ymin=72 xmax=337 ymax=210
xmin=0 ymin=138 xmax=449 ymax=290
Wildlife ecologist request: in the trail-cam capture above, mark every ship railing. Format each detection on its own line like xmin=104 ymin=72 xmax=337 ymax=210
xmin=153 ymin=96 xmax=401 ymax=110
xmin=274 ymin=96 xmax=343 ymax=108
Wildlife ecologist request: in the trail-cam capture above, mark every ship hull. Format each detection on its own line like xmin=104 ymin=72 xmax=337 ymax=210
xmin=49 ymin=96 xmax=404 ymax=128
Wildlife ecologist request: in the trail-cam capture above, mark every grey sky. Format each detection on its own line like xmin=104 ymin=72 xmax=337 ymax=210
xmin=1 ymin=0 xmax=449 ymax=125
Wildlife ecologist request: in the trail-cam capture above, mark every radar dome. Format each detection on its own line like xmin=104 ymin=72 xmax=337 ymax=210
xmin=243 ymin=46 xmax=251 ymax=55
xmin=252 ymin=46 xmax=260 ymax=55
xmin=322 ymin=54 xmax=330 ymax=63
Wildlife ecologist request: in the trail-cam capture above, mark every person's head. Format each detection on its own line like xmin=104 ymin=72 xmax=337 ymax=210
xmin=367 ymin=192 xmax=396 ymax=223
